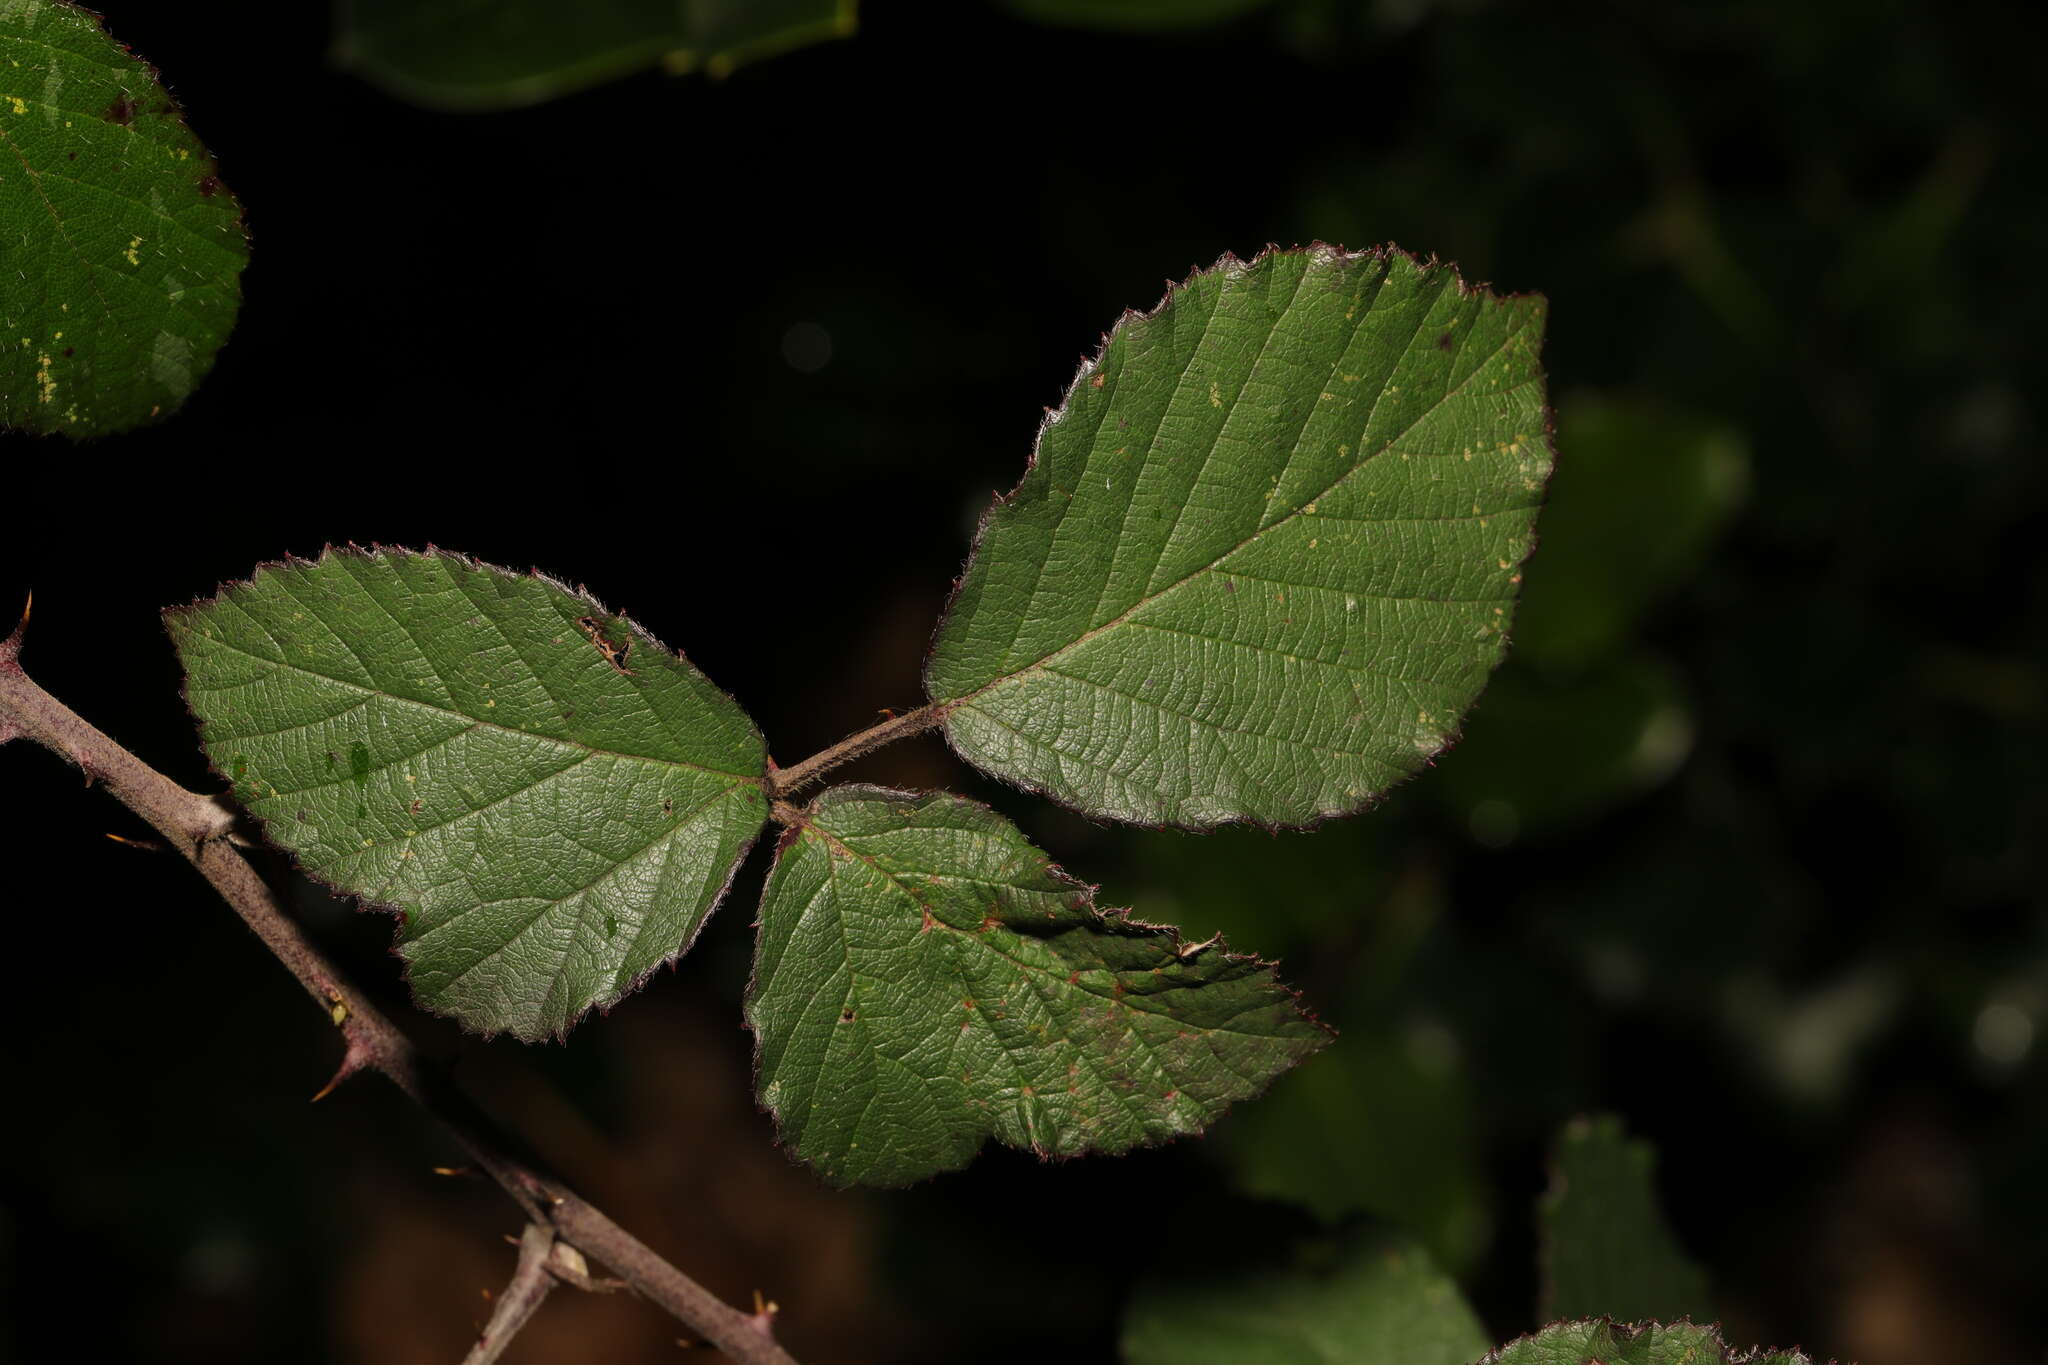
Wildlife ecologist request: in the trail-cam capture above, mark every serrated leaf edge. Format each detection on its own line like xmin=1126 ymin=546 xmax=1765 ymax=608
xmin=920 ymin=241 xmax=1556 ymax=834
xmin=163 ymin=542 xmax=770 ymax=1042
xmin=1476 ymin=1317 xmax=1840 ymax=1365
xmin=745 ymin=782 xmax=1334 ymax=1185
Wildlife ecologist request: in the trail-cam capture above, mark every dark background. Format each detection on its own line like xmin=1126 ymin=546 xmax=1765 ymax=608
xmin=3 ymin=1 xmax=2043 ymax=1361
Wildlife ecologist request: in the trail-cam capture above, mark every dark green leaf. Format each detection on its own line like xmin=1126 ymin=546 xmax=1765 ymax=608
xmin=926 ymin=245 xmax=1550 ymax=829
xmin=1431 ymin=653 xmax=1692 ymax=845
xmin=1121 ymin=1225 xmax=1490 ymax=1365
xmin=0 ymin=0 xmax=246 ymax=435
xmin=1510 ymin=392 xmax=1747 ymax=674
xmin=337 ymin=0 xmax=858 ymax=111
xmin=167 ymin=548 xmax=768 ymax=1041
xmin=747 ymin=785 xmax=1328 ymax=1185
xmin=1483 ymin=1320 xmax=1823 ymax=1365
xmin=1539 ymin=1116 xmax=1713 ymax=1323
xmin=1222 ymin=1017 xmax=1488 ymax=1271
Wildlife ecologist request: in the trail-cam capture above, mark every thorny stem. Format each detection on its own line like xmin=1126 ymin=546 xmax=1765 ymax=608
xmin=769 ymin=700 xmax=949 ymax=801
xmin=463 ymin=1224 xmax=561 ymax=1365
xmin=0 ymin=638 xmax=799 ymax=1365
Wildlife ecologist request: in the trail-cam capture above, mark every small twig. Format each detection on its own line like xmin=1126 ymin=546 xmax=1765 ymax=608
xmin=0 ymin=644 xmax=798 ymax=1365
xmin=463 ymin=1223 xmax=560 ymax=1365
xmin=769 ymin=701 xmax=948 ymax=800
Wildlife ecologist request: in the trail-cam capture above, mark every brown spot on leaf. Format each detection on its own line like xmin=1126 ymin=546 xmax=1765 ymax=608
xmin=104 ymin=93 xmax=139 ymax=126
xmin=839 ymin=1007 xmax=855 ymax=1023
xmin=197 ymin=174 xmax=222 ymax=198
xmin=575 ymin=616 xmax=633 ymax=674
xmin=1435 ymin=332 xmax=1453 ymax=351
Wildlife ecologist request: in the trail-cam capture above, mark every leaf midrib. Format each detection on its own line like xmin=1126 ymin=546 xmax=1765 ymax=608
xmin=938 ymin=309 xmax=1539 ymax=717
xmin=185 ymin=627 xmax=762 ymax=785
xmin=800 ymin=810 xmax=1292 ymax=1037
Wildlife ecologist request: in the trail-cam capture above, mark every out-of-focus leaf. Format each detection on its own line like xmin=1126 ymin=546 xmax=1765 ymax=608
xmin=1003 ymin=0 xmax=1277 ymax=30
xmin=167 ymin=548 xmax=769 ymax=1041
xmin=1123 ymin=819 xmax=1397 ymax=958
xmin=1539 ymin=1116 xmax=1713 ymax=1323
xmin=0 ymin=0 xmax=247 ymax=434
xmin=337 ymin=0 xmax=857 ymax=111
xmin=1482 ymin=1320 xmax=1822 ymax=1365
xmin=1221 ymin=1016 xmax=1489 ymax=1270
xmin=1121 ymin=1224 xmax=1489 ymax=1365
xmin=1512 ymin=392 xmax=1747 ymax=673
xmin=747 ymin=786 xmax=1328 ymax=1185
xmin=927 ymin=245 xmax=1551 ymax=829
xmin=1431 ymin=652 xmax=1692 ymax=844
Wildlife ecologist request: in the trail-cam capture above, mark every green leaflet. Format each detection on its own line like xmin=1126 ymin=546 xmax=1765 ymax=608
xmin=1539 ymin=1116 xmax=1713 ymax=1324
xmin=0 ymin=0 xmax=247 ymax=435
xmin=1483 ymin=1321 xmax=1817 ymax=1365
xmin=1121 ymin=1225 xmax=1490 ymax=1365
xmin=167 ymin=548 xmax=767 ymax=1041
xmin=747 ymin=786 xmax=1328 ymax=1186
xmin=926 ymin=245 xmax=1551 ymax=829
xmin=338 ymin=0 xmax=858 ymax=111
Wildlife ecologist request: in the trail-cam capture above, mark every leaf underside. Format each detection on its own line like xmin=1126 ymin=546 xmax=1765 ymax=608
xmin=1482 ymin=1320 xmax=1820 ymax=1365
xmin=0 ymin=0 xmax=247 ymax=435
xmin=338 ymin=0 xmax=858 ymax=110
xmin=747 ymin=786 xmax=1328 ymax=1186
xmin=1540 ymin=1115 xmax=1714 ymax=1324
xmin=926 ymin=244 xmax=1552 ymax=829
xmin=167 ymin=547 xmax=767 ymax=1041
xmin=1121 ymin=1226 xmax=1490 ymax=1365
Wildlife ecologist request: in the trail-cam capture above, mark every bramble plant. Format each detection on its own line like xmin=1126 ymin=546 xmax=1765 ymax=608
xmin=0 ymin=3 xmax=1862 ymax=1363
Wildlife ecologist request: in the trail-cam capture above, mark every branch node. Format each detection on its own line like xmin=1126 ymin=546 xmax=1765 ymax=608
xmin=0 ymin=589 xmax=27 ymax=669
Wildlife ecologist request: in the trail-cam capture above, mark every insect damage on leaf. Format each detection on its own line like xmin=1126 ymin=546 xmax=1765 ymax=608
xmin=165 ymin=546 xmax=769 ymax=1042
xmin=747 ymin=785 xmax=1330 ymax=1186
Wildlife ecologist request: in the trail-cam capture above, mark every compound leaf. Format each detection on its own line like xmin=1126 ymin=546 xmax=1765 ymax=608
xmin=0 ymin=0 xmax=247 ymax=435
xmin=338 ymin=0 xmax=858 ymax=111
xmin=1483 ymin=1320 xmax=1826 ymax=1365
xmin=1121 ymin=1225 xmax=1489 ymax=1365
xmin=1540 ymin=1116 xmax=1713 ymax=1324
xmin=926 ymin=245 xmax=1551 ymax=829
xmin=747 ymin=785 xmax=1328 ymax=1185
xmin=167 ymin=547 xmax=767 ymax=1041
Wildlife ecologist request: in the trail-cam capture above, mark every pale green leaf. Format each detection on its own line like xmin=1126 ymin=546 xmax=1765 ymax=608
xmin=166 ymin=548 xmax=768 ymax=1041
xmin=338 ymin=0 xmax=858 ymax=111
xmin=1483 ymin=1320 xmax=1825 ymax=1365
xmin=747 ymin=785 xmax=1328 ymax=1185
xmin=1121 ymin=1225 xmax=1489 ymax=1365
xmin=1539 ymin=1116 xmax=1713 ymax=1324
xmin=0 ymin=0 xmax=247 ymax=435
xmin=926 ymin=245 xmax=1551 ymax=829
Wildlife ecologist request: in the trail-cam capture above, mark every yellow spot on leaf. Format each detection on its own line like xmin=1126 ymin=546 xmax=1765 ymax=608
xmin=33 ymin=353 xmax=54 ymax=405
xmin=124 ymin=235 xmax=142 ymax=266
xmin=6 ymin=97 xmax=26 ymax=116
